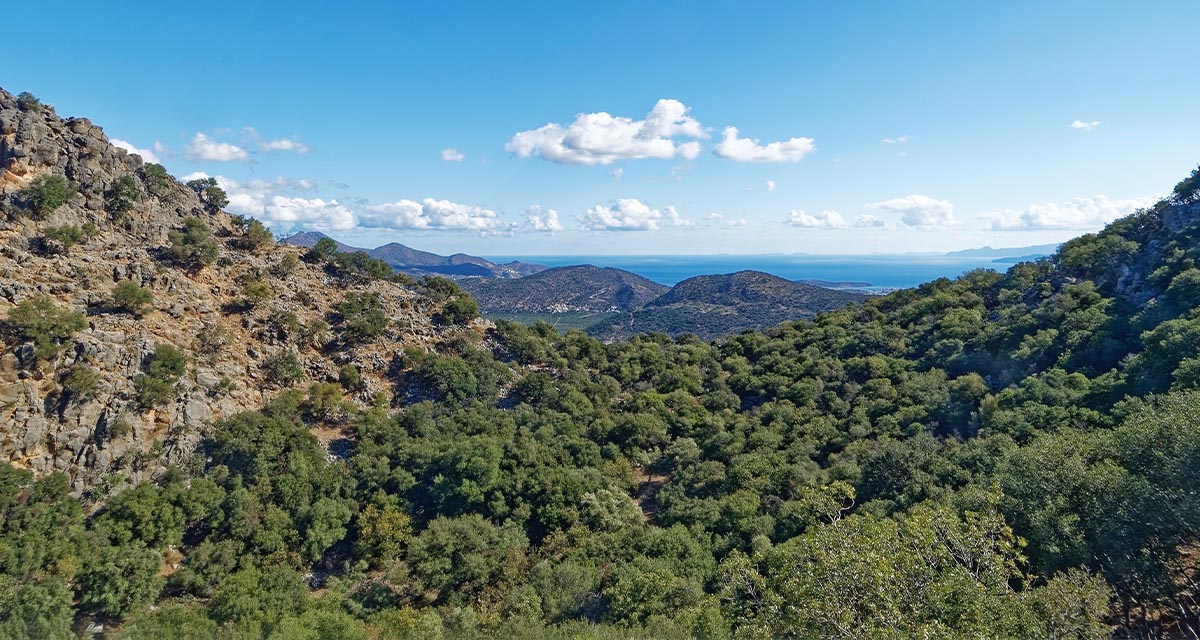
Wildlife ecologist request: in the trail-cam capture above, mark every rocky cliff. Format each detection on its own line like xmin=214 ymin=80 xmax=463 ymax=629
xmin=0 ymin=88 xmax=461 ymax=494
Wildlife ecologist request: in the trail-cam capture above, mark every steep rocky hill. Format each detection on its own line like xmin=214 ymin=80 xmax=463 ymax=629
xmin=462 ymin=264 xmax=670 ymax=313
xmin=282 ymin=231 xmax=545 ymax=279
xmin=0 ymin=88 xmax=468 ymax=492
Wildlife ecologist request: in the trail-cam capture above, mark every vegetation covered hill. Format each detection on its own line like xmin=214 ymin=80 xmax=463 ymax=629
xmin=592 ymin=270 xmax=869 ymax=340
xmin=2 ymin=86 xmax=1200 ymax=638
xmin=283 ymin=231 xmax=545 ymax=279
xmin=461 ymin=264 xmax=670 ymax=314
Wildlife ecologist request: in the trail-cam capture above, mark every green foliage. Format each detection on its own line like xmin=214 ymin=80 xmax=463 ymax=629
xmin=338 ymin=363 xmax=363 ymax=391
xmin=241 ymin=278 xmax=273 ymax=307
xmin=134 ymin=344 xmax=186 ymax=407
xmin=40 ymin=222 xmax=97 ymax=252
xmin=6 ymin=295 xmax=86 ymax=360
xmin=167 ymin=216 xmax=219 ymax=268
xmin=141 ymin=163 xmax=172 ymax=197
xmin=273 ymin=252 xmax=301 ymax=276
xmin=60 ymin=364 xmax=99 ymax=400
xmin=1172 ymin=164 xmax=1200 ymax=203
xmin=77 ymin=540 xmax=164 ymax=618
xmin=239 ymin=218 xmax=274 ymax=250
xmin=18 ymin=174 xmax=74 ymax=218
xmin=186 ymin=177 xmax=229 ymax=212
xmin=16 ymin=91 xmax=41 ymax=111
xmin=436 ymin=294 xmax=480 ymax=325
xmin=263 ymin=350 xmax=304 ymax=387
xmin=336 ymin=292 xmax=388 ymax=344
xmin=112 ymin=280 xmax=154 ymax=316
xmin=106 ymin=175 xmax=140 ymax=216
xmin=355 ymin=499 xmax=412 ymax=567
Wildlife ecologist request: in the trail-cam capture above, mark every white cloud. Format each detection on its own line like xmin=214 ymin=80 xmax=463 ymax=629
xmin=185 ymin=133 xmax=248 ymax=162
xmin=765 ymin=179 xmax=776 ymax=192
xmin=787 ymin=209 xmax=848 ymax=229
xmin=867 ymin=194 xmax=955 ymax=228
xmin=524 ymin=205 xmax=564 ymax=232
xmin=111 ymin=139 xmax=161 ymax=163
xmin=712 ymin=126 xmax=815 ymax=163
xmin=578 ymin=198 xmax=689 ymax=231
xmin=610 ymin=167 xmax=624 ymax=180
xmin=294 ymin=179 xmax=317 ymax=191
xmin=262 ymin=197 xmax=355 ymax=231
xmin=854 ymin=214 xmax=886 ymax=228
xmin=361 ymin=198 xmax=505 ymax=231
xmin=242 ymin=127 xmax=311 ymax=154
xmin=1069 ymin=120 xmax=1100 ymax=132
xmin=984 ymin=194 xmax=1156 ymax=231
xmin=506 ymin=99 xmax=708 ymax=165
xmin=706 ymin=212 xmax=748 ymax=228
xmin=441 ymin=148 xmax=465 ymax=162
xmin=881 ymin=136 xmax=910 ymax=144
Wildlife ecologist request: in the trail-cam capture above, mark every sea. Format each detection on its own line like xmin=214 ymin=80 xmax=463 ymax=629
xmin=483 ymin=254 xmax=1035 ymax=291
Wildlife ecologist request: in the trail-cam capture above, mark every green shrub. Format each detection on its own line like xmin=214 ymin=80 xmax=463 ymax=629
xmin=186 ymin=177 xmax=228 ymax=213
xmin=337 ymin=292 xmax=388 ymax=344
xmin=168 ymin=217 xmax=219 ymax=268
xmin=106 ymin=175 xmax=140 ymax=216
xmin=436 ymin=295 xmax=479 ymax=325
xmin=61 ymin=364 xmax=99 ymax=400
xmin=242 ymin=279 xmax=273 ymax=307
xmin=142 ymin=163 xmax=172 ymax=197
xmin=7 ymin=295 xmax=87 ymax=360
xmin=19 ymin=174 xmax=75 ymax=218
xmin=272 ymin=252 xmax=300 ymax=277
xmin=239 ymin=219 xmax=274 ymax=250
xmin=16 ymin=91 xmax=42 ymax=111
xmin=40 ymin=223 xmax=97 ymax=252
xmin=134 ymin=344 xmax=186 ymax=407
xmin=263 ymin=350 xmax=304 ymax=387
xmin=421 ymin=276 xmax=461 ymax=302
xmin=112 ymin=280 xmax=154 ymax=316
xmin=338 ymin=364 xmax=363 ymax=391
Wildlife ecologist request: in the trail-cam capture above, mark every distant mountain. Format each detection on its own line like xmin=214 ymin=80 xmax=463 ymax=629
xmin=461 ymin=265 xmax=669 ymax=313
xmin=946 ymin=243 xmax=1060 ymax=258
xmin=281 ymin=232 xmax=545 ymax=279
xmin=590 ymin=270 xmax=869 ymax=340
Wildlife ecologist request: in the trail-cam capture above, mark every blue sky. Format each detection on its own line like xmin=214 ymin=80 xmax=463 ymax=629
xmin=6 ymin=0 xmax=1198 ymax=255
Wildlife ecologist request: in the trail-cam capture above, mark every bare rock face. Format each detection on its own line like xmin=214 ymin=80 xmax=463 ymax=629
xmin=0 ymin=87 xmax=454 ymax=493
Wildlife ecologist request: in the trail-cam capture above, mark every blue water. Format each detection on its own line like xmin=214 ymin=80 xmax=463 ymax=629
xmin=484 ymin=254 xmax=1027 ymax=290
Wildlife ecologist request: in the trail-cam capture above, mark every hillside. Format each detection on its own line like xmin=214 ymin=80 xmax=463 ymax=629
xmin=592 ymin=270 xmax=869 ymax=339
xmin=3 ymin=85 xmax=1200 ymax=638
xmin=282 ymin=231 xmax=545 ymax=279
xmin=461 ymin=264 xmax=670 ymax=313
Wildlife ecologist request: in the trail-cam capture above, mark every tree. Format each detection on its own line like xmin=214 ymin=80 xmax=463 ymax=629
xmin=436 ymin=295 xmax=480 ymax=325
xmin=141 ymin=163 xmax=172 ymax=197
xmin=7 ymin=295 xmax=86 ymax=360
xmin=77 ymin=541 xmax=164 ymax=618
xmin=40 ymin=223 xmax=97 ymax=253
xmin=134 ymin=344 xmax=186 ymax=407
xmin=337 ymin=292 xmax=388 ymax=344
xmin=239 ymin=219 xmax=274 ymax=250
xmin=186 ymin=177 xmax=228 ymax=212
xmin=19 ymin=175 xmax=74 ymax=218
xmin=355 ymin=499 xmax=412 ymax=567
xmin=112 ymin=280 xmax=154 ymax=317
xmin=167 ymin=216 xmax=219 ymax=268
xmin=106 ymin=175 xmax=140 ymax=216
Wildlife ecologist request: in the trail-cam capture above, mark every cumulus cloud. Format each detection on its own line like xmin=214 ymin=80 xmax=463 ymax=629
xmin=765 ymin=179 xmax=776 ymax=192
xmin=242 ymin=127 xmax=311 ymax=154
xmin=441 ymin=148 xmax=465 ymax=162
xmin=984 ymin=194 xmax=1157 ymax=231
xmin=261 ymin=197 xmax=355 ymax=230
xmin=506 ymin=99 xmax=708 ymax=165
xmin=524 ymin=205 xmax=564 ymax=232
xmin=712 ymin=126 xmax=815 ymax=163
xmin=111 ymin=139 xmax=161 ymax=163
xmin=185 ymin=133 xmax=248 ymax=162
xmin=881 ymin=136 xmax=910 ymax=144
xmin=361 ymin=199 xmax=505 ymax=231
xmin=854 ymin=214 xmax=886 ymax=228
xmin=578 ymin=198 xmax=689 ymax=231
xmin=1069 ymin=120 xmax=1100 ymax=132
xmin=867 ymin=194 xmax=955 ymax=228
xmin=787 ymin=209 xmax=848 ymax=229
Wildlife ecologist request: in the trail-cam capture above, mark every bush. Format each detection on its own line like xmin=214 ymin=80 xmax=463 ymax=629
xmin=186 ymin=178 xmax=228 ymax=213
xmin=134 ymin=344 xmax=186 ymax=407
xmin=106 ymin=175 xmax=140 ymax=216
xmin=40 ymin=223 xmax=97 ymax=252
xmin=142 ymin=163 xmax=172 ymax=197
xmin=19 ymin=174 xmax=75 ymax=218
xmin=61 ymin=364 xmax=99 ymax=400
xmin=421 ymin=276 xmax=462 ymax=302
xmin=16 ymin=91 xmax=41 ymax=111
xmin=337 ymin=292 xmax=388 ymax=344
xmin=168 ymin=217 xmax=219 ymax=268
xmin=239 ymin=219 xmax=274 ymax=250
xmin=263 ymin=350 xmax=304 ymax=387
xmin=112 ymin=280 xmax=154 ymax=316
xmin=436 ymin=295 xmax=479 ymax=325
xmin=272 ymin=252 xmax=300 ymax=277
xmin=7 ymin=295 xmax=87 ymax=360
xmin=241 ymin=279 xmax=273 ymax=307
xmin=338 ymin=364 xmax=363 ymax=391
